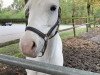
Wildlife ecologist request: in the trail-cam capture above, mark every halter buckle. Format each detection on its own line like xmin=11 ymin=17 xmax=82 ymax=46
xmin=44 ymin=35 xmax=49 ymax=41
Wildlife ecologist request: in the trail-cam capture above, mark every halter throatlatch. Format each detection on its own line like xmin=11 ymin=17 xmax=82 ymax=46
xmin=25 ymin=7 xmax=61 ymax=57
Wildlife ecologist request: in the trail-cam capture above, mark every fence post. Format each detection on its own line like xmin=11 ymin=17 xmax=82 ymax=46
xmin=87 ymin=0 xmax=91 ymax=28
xmin=72 ymin=16 xmax=76 ymax=37
xmin=91 ymin=6 xmax=96 ymax=27
xmin=72 ymin=0 xmax=76 ymax=37
xmin=93 ymin=15 xmax=96 ymax=27
xmin=86 ymin=23 xmax=90 ymax=32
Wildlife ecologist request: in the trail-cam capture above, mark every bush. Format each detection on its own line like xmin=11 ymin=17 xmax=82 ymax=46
xmin=0 ymin=10 xmax=25 ymax=19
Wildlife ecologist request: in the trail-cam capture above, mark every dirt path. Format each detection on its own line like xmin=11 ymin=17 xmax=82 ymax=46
xmin=63 ymin=37 xmax=100 ymax=73
xmin=63 ymin=27 xmax=100 ymax=73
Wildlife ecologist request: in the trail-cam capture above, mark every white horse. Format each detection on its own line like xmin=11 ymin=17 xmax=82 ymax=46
xmin=19 ymin=0 xmax=63 ymax=75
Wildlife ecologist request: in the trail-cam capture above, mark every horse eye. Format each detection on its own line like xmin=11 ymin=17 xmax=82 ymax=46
xmin=50 ymin=5 xmax=57 ymax=11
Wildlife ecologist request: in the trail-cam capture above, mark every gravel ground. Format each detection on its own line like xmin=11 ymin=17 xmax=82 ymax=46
xmin=0 ymin=64 xmax=26 ymax=75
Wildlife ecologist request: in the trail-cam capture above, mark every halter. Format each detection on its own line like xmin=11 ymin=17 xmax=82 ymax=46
xmin=25 ymin=7 xmax=61 ymax=56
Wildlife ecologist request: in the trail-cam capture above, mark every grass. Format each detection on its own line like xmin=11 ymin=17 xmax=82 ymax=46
xmin=0 ymin=28 xmax=87 ymax=58
xmin=60 ymin=28 xmax=86 ymax=39
xmin=0 ymin=43 xmax=25 ymax=58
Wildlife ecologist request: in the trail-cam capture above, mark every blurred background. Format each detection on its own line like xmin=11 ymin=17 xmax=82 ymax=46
xmin=0 ymin=0 xmax=100 ymax=25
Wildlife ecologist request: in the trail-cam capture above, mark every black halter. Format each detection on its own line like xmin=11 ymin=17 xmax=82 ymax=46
xmin=25 ymin=7 xmax=61 ymax=56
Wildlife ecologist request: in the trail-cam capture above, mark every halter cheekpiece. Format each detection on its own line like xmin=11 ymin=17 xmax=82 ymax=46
xmin=25 ymin=7 xmax=61 ymax=57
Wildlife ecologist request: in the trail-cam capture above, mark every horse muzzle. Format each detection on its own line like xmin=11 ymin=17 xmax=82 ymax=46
xmin=20 ymin=38 xmax=37 ymax=58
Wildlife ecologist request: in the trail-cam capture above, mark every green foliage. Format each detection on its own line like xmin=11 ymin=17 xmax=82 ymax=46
xmin=0 ymin=43 xmax=25 ymax=58
xmin=0 ymin=11 xmax=13 ymax=19
xmin=11 ymin=0 xmax=25 ymax=11
xmin=0 ymin=44 xmax=19 ymax=55
xmin=60 ymin=28 xmax=86 ymax=39
xmin=60 ymin=0 xmax=100 ymax=24
xmin=0 ymin=10 xmax=25 ymax=19
xmin=60 ymin=0 xmax=73 ymax=24
xmin=0 ymin=0 xmax=100 ymax=24
xmin=10 ymin=10 xmax=25 ymax=19
xmin=0 ymin=0 xmax=25 ymax=19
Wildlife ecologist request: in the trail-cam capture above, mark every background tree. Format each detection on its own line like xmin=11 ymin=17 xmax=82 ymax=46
xmin=0 ymin=0 xmax=3 ymax=11
xmin=11 ymin=0 xmax=25 ymax=11
xmin=0 ymin=0 xmax=100 ymax=24
xmin=0 ymin=0 xmax=25 ymax=19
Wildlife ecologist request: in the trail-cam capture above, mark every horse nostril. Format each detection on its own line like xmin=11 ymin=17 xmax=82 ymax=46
xmin=31 ymin=42 xmax=36 ymax=49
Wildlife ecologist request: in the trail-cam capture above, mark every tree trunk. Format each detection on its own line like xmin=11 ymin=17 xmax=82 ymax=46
xmin=24 ymin=0 xmax=28 ymax=26
xmin=87 ymin=0 xmax=91 ymax=28
xmin=24 ymin=0 xmax=28 ymax=4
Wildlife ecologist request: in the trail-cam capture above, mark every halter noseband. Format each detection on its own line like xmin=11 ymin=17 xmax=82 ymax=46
xmin=25 ymin=7 xmax=61 ymax=57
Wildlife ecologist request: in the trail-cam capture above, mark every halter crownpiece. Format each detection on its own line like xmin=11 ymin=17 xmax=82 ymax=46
xmin=25 ymin=7 xmax=61 ymax=57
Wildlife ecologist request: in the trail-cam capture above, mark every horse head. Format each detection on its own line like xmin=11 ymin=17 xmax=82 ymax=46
xmin=20 ymin=0 xmax=60 ymax=58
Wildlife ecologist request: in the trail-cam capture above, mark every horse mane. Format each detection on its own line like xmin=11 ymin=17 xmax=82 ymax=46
xmin=24 ymin=0 xmax=32 ymax=11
